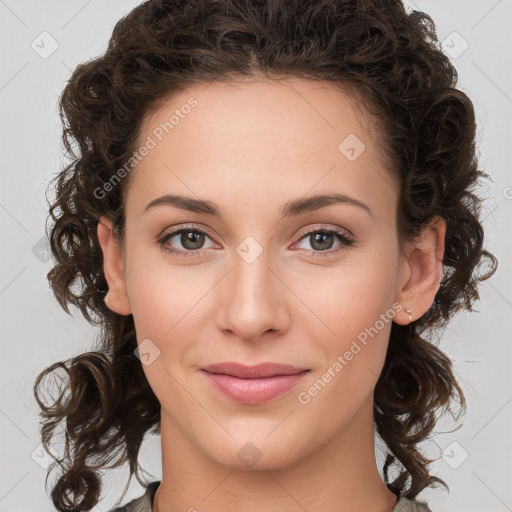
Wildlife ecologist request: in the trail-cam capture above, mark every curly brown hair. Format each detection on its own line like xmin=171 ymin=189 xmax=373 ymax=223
xmin=33 ymin=0 xmax=497 ymax=510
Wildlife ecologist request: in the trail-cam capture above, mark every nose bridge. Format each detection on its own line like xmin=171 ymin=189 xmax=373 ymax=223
xmin=219 ymin=239 xmax=287 ymax=340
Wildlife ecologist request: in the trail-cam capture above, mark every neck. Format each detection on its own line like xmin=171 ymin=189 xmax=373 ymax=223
xmin=154 ymin=394 xmax=398 ymax=512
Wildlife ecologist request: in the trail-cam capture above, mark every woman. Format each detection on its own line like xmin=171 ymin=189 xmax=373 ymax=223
xmin=33 ymin=0 xmax=497 ymax=511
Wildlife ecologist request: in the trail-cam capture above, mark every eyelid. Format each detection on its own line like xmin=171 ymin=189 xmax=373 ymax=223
xmin=157 ymin=223 xmax=219 ymax=253
xmin=293 ymin=223 xmax=354 ymax=243
xmin=289 ymin=225 xmax=355 ymax=258
xmin=157 ymin=222 xmax=355 ymax=258
xmin=157 ymin=222 xmax=217 ymax=241
xmin=158 ymin=222 xmax=354 ymax=243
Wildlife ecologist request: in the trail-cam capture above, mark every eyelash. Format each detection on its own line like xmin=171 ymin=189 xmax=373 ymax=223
xmin=156 ymin=223 xmax=355 ymax=259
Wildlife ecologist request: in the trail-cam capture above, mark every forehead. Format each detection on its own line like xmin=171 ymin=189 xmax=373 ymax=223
xmin=126 ymin=78 xmax=397 ymax=218
xmin=138 ymin=77 xmax=375 ymax=149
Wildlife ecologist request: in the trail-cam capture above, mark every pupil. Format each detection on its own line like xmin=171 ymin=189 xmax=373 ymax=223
xmin=311 ymin=232 xmax=333 ymax=251
xmin=177 ymin=231 xmax=334 ymax=252
xmin=182 ymin=231 xmax=204 ymax=250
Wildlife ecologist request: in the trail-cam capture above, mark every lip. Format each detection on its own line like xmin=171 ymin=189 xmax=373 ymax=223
xmin=200 ymin=362 xmax=310 ymax=404
xmin=201 ymin=362 xmax=308 ymax=378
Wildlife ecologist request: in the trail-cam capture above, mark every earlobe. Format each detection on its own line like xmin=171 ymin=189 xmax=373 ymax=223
xmin=97 ymin=216 xmax=132 ymax=316
xmin=394 ymin=216 xmax=446 ymax=325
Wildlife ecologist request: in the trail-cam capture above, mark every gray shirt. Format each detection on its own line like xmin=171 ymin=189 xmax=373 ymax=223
xmin=108 ymin=481 xmax=435 ymax=511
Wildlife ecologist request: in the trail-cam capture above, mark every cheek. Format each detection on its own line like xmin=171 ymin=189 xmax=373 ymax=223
xmin=125 ymin=260 xmax=199 ymax=403
xmin=295 ymin=248 xmax=398 ymax=390
xmin=296 ymin=287 xmax=395 ymax=427
xmin=297 ymin=252 xmax=397 ymax=339
xmin=125 ymin=246 xmax=209 ymax=337
xmin=124 ymin=251 xmax=216 ymax=393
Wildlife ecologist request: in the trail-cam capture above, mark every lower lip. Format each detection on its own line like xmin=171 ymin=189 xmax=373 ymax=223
xmin=201 ymin=370 xmax=309 ymax=404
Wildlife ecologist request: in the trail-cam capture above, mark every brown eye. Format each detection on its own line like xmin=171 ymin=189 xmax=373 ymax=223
xmin=292 ymin=227 xmax=355 ymax=259
xmin=157 ymin=226 xmax=216 ymax=258
xmin=175 ymin=230 xmax=206 ymax=250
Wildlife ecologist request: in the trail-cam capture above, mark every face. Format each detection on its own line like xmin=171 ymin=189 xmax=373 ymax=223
xmin=101 ymin=78 xmax=417 ymax=470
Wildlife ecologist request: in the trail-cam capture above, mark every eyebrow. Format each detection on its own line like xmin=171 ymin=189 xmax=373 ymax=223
xmin=143 ymin=192 xmax=372 ymax=218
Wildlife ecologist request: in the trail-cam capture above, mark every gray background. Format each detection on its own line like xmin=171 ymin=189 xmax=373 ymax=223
xmin=1 ymin=1 xmax=510 ymax=511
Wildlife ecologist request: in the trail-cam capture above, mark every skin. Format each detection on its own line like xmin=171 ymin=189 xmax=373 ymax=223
xmin=97 ymin=78 xmax=445 ymax=512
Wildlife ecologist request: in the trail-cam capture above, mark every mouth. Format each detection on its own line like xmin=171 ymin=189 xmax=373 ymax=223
xmin=201 ymin=361 xmax=309 ymax=378
xmin=200 ymin=362 xmax=310 ymax=404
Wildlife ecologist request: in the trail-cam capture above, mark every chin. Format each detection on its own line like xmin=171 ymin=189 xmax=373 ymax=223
xmin=201 ymin=432 xmax=309 ymax=472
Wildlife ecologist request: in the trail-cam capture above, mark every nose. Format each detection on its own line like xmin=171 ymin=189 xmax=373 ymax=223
xmin=216 ymin=248 xmax=290 ymax=342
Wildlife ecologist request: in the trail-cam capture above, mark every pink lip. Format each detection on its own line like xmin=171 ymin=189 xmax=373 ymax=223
xmin=200 ymin=362 xmax=310 ymax=404
xmin=201 ymin=362 xmax=308 ymax=378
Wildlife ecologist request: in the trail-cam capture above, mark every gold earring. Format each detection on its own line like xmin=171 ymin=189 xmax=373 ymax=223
xmin=404 ymin=307 xmax=413 ymax=322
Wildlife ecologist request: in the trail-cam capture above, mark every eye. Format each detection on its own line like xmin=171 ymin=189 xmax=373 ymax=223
xmin=157 ymin=224 xmax=355 ymax=259
xmin=157 ymin=224 xmax=217 ymax=258
xmin=291 ymin=226 xmax=355 ymax=258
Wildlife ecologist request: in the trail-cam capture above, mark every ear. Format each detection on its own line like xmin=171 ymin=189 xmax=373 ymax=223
xmin=394 ymin=216 xmax=446 ymax=325
xmin=97 ymin=216 xmax=132 ymax=316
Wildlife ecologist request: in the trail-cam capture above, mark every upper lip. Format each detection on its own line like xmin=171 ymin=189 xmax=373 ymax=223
xmin=201 ymin=362 xmax=309 ymax=379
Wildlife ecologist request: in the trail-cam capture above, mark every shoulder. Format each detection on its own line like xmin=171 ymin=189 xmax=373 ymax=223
xmin=392 ymin=495 xmax=436 ymax=512
xmin=105 ymin=483 xmax=434 ymax=512
xmin=107 ymin=481 xmax=161 ymax=512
